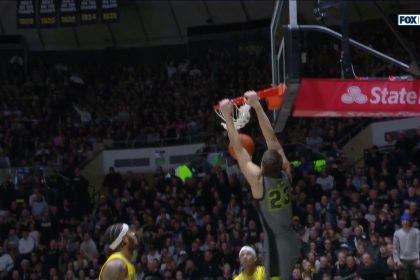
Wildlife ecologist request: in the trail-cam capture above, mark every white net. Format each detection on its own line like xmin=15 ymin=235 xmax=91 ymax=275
xmin=215 ymin=104 xmax=251 ymax=130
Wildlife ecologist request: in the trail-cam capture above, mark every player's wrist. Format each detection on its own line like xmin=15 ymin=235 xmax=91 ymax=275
xmin=225 ymin=115 xmax=234 ymax=122
xmin=252 ymin=102 xmax=263 ymax=110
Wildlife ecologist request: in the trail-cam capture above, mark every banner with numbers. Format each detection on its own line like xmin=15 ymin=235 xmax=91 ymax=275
xmin=17 ymin=0 xmax=36 ymax=28
xmin=59 ymin=0 xmax=77 ymax=26
xmin=39 ymin=0 xmax=57 ymax=27
xmin=79 ymin=0 xmax=99 ymax=24
xmin=101 ymin=0 xmax=119 ymax=23
xmin=17 ymin=0 xmax=120 ymax=28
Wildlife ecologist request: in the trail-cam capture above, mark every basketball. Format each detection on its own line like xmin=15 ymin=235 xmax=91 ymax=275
xmin=228 ymin=133 xmax=255 ymax=159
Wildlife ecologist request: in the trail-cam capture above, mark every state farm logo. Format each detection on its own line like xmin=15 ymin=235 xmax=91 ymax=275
xmin=341 ymin=86 xmax=368 ymax=104
xmin=340 ymin=86 xmax=420 ymax=105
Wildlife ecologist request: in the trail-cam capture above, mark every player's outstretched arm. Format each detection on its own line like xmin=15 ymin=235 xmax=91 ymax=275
xmin=219 ymin=99 xmax=243 ymax=156
xmin=245 ymin=91 xmax=291 ymax=178
xmin=219 ymin=99 xmax=262 ymax=198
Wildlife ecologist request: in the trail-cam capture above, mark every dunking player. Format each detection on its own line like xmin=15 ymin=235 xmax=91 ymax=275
xmin=219 ymin=91 xmax=300 ymax=280
xmin=99 ymin=223 xmax=138 ymax=280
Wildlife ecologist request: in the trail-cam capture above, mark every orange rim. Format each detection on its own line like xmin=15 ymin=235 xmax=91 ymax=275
xmin=265 ymin=84 xmax=286 ymax=110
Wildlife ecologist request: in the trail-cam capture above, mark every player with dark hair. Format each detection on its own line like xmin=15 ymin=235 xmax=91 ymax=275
xmin=219 ymin=91 xmax=300 ymax=280
xmin=99 ymin=223 xmax=138 ymax=280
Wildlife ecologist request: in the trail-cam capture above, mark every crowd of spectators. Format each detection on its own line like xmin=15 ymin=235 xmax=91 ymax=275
xmin=1 ymin=29 xmax=379 ymax=171
xmin=0 ymin=40 xmax=274 ymax=169
xmin=0 ymin=124 xmax=419 ymax=280
xmin=1 ymin=17 xmax=420 ymax=280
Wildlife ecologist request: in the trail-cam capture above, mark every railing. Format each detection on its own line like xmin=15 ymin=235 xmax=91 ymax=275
xmin=54 ymin=171 xmax=99 ymax=205
xmin=104 ymin=132 xmax=211 ymax=150
xmin=3 ymin=140 xmax=330 ymax=205
xmin=337 ymin=117 xmax=409 ymax=148
xmin=340 ymin=273 xmax=357 ymax=280
xmin=341 ymin=153 xmax=365 ymax=176
xmin=105 ymin=130 xmax=327 ymax=162
xmin=336 ymin=119 xmax=372 ymax=147
xmin=284 ymin=143 xmax=328 ymax=162
xmin=78 ymin=149 xmax=103 ymax=170
xmin=8 ymin=166 xmax=99 ymax=204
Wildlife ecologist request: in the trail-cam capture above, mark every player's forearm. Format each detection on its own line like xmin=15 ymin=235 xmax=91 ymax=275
xmin=253 ymin=103 xmax=276 ymax=142
xmin=225 ymin=116 xmax=242 ymax=152
xmin=254 ymin=102 xmax=290 ymax=165
xmin=253 ymin=103 xmax=284 ymax=152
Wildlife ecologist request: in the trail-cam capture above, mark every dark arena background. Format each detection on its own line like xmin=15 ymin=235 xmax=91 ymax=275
xmin=0 ymin=1 xmax=420 ymax=280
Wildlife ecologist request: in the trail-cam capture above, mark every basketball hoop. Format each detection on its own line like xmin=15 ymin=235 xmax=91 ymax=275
xmin=214 ymin=84 xmax=286 ymax=130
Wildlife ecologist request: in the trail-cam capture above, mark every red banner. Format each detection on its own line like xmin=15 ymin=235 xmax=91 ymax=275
xmin=293 ymin=79 xmax=420 ymax=117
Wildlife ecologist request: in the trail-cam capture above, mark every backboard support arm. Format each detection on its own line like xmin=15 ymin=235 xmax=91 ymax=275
xmin=298 ymin=24 xmax=420 ymax=76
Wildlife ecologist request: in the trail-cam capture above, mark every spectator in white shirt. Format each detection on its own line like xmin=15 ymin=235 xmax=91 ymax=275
xmin=316 ymin=169 xmax=335 ymax=193
xmin=28 ymin=223 xmax=40 ymax=249
xmin=0 ymin=245 xmax=14 ymax=278
xmin=155 ymin=208 xmax=170 ymax=225
xmin=29 ymin=189 xmax=48 ymax=220
xmin=65 ymin=269 xmax=77 ymax=280
xmin=73 ymin=253 xmax=89 ymax=271
xmin=364 ymin=205 xmax=377 ymax=223
xmin=79 ymin=232 xmax=98 ymax=262
xmin=3 ymin=229 xmax=19 ymax=252
xmin=351 ymin=168 xmax=366 ymax=190
xmin=305 ymin=131 xmax=323 ymax=151
xmin=18 ymin=229 xmax=35 ymax=256
xmin=147 ymin=245 xmax=161 ymax=264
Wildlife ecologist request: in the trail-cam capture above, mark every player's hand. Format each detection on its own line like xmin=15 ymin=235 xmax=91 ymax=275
xmin=244 ymin=90 xmax=260 ymax=107
xmin=219 ymin=99 xmax=233 ymax=118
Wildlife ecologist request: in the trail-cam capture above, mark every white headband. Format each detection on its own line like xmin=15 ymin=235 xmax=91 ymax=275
xmin=239 ymin=246 xmax=256 ymax=257
xmin=109 ymin=223 xmax=129 ymax=250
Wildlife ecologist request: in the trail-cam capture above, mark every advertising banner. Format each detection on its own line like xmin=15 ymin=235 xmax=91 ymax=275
xmin=294 ymin=79 xmax=420 ymax=117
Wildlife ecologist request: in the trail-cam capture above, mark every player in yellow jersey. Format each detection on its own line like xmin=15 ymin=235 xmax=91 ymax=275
xmin=99 ymin=223 xmax=138 ymax=280
xmin=234 ymin=246 xmax=266 ymax=280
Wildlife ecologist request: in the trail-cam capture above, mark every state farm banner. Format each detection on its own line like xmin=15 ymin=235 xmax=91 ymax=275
xmin=293 ymin=79 xmax=420 ymax=117
xmin=17 ymin=0 xmax=36 ymax=28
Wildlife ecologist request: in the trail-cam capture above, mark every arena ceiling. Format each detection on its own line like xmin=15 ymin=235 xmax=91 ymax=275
xmin=0 ymin=0 xmax=276 ymax=50
xmin=0 ymin=0 xmax=418 ymax=50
